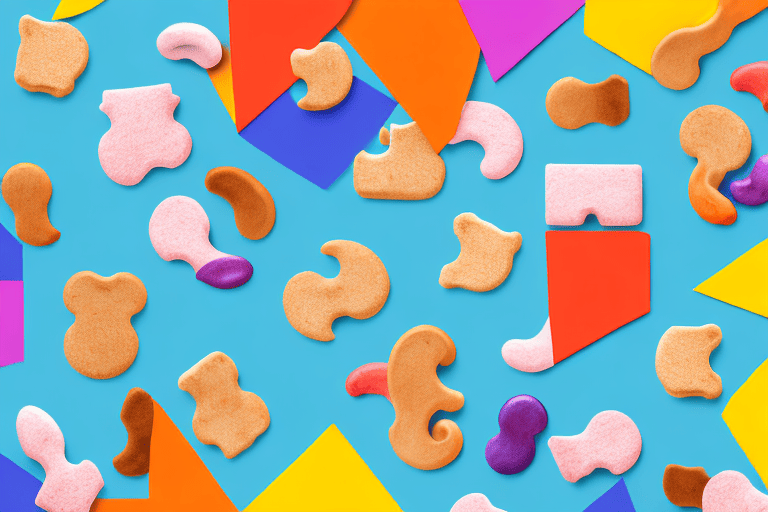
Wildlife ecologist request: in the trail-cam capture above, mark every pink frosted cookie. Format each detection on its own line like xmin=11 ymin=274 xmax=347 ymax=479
xmin=501 ymin=317 xmax=554 ymax=373
xmin=149 ymin=196 xmax=252 ymax=289
xmin=703 ymin=470 xmax=768 ymax=512
xmin=450 ymin=493 xmax=507 ymax=512
xmin=16 ymin=405 xmax=103 ymax=512
xmin=548 ymin=410 xmax=641 ymax=483
xmin=545 ymin=164 xmax=643 ymax=226
xmin=98 ymin=84 xmax=192 ymax=186
xmin=449 ymin=101 xmax=523 ymax=180
xmin=156 ymin=23 xmax=222 ymax=69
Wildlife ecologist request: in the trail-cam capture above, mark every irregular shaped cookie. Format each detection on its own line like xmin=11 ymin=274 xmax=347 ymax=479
xmin=179 ymin=352 xmax=269 ymax=459
xmin=14 ymin=15 xmax=88 ymax=97
xmin=156 ymin=23 xmax=222 ymax=69
xmin=485 ymin=395 xmax=547 ymax=475
xmin=680 ymin=105 xmax=751 ymax=225
xmin=345 ymin=362 xmax=389 ymax=400
xmin=655 ymin=324 xmax=722 ymax=399
xmin=545 ymin=75 xmax=629 ymax=129
xmin=113 ymin=388 xmax=154 ymax=477
xmin=731 ymin=155 xmax=768 ymax=206
xmin=703 ymin=470 xmax=768 ymax=512
xmin=502 ymin=317 xmax=554 ymax=373
xmin=353 ymin=122 xmax=446 ymax=200
xmin=439 ymin=213 xmax=522 ymax=292
xmin=205 ymin=166 xmax=275 ymax=240
xmin=63 ymin=271 xmax=147 ymax=379
xmin=283 ymin=240 xmax=389 ymax=341
xmin=663 ymin=464 xmax=710 ymax=508
xmin=450 ymin=493 xmax=506 ymax=512
xmin=2 ymin=163 xmax=60 ymax=246
xmin=731 ymin=61 xmax=768 ymax=112
xmin=291 ymin=42 xmax=353 ymax=111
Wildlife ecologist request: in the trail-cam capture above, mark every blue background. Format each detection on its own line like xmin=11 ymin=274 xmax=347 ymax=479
xmin=1 ymin=1 xmax=766 ymax=510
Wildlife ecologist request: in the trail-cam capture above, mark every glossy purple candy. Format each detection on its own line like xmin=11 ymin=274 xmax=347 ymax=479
xmin=195 ymin=256 xmax=253 ymax=289
xmin=485 ymin=395 xmax=547 ymax=475
xmin=731 ymin=154 xmax=768 ymax=206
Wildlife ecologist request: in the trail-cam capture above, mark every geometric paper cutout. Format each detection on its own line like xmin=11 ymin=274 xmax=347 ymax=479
xmin=0 ymin=281 xmax=24 ymax=367
xmin=0 ymin=223 xmax=22 ymax=281
xmin=583 ymin=479 xmax=636 ymax=512
xmin=207 ymin=45 xmax=236 ymax=124
xmin=52 ymin=0 xmax=106 ymax=20
xmin=0 ymin=453 xmax=44 ymax=512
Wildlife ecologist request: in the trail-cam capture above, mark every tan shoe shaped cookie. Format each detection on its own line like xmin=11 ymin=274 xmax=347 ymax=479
xmin=655 ymin=324 xmax=722 ymax=399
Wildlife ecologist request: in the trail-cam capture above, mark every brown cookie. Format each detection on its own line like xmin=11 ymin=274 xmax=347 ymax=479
xmin=205 ymin=166 xmax=276 ymax=240
xmin=545 ymin=75 xmax=629 ymax=129
xmin=291 ymin=42 xmax=353 ymax=111
xmin=2 ymin=163 xmax=60 ymax=246
xmin=663 ymin=464 xmax=710 ymax=508
xmin=14 ymin=15 xmax=88 ymax=97
xmin=113 ymin=388 xmax=154 ymax=477
xmin=655 ymin=324 xmax=722 ymax=399
xmin=63 ymin=271 xmax=147 ymax=379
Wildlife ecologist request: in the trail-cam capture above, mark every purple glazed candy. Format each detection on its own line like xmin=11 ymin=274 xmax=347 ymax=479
xmin=485 ymin=395 xmax=547 ymax=475
xmin=731 ymin=155 xmax=768 ymax=206
xmin=196 ymin=256 xmax=253 ymax=289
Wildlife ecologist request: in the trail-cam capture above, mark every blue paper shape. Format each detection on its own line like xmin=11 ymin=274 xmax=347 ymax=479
xmin=239 ymin=77 xmax=397 ymax=189
xmin=584 ymin=479 xmax=636 ymax=512
xmin=0 ymin=453 xmax=44 ymax=511
xmin=0 ymin=223 xmax=23 ymax=281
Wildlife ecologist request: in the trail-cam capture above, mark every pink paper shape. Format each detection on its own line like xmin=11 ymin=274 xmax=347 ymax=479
xmin=458 ymin=0 xmax=585 ymax=81
xmin=0 ymin=281 xmax=24 ymax=367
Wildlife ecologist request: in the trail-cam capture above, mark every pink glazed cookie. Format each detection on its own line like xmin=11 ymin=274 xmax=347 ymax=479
xmin=156 ymin=23 xmax=222 ymax=69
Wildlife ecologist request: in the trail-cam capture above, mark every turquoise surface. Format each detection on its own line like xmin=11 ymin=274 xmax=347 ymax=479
xmin=1 ymin=1 xmax=766 ymax=510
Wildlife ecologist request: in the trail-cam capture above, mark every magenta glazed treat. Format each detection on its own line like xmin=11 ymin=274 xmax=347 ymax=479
xmin=485 ymin=395 xmax=548 ymax=475
xmin=731 ymin=155 xmax=768 ymax=206
xmin=196 ymin=256 xmax=253 ymax=289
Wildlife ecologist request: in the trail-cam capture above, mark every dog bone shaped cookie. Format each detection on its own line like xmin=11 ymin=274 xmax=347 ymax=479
xmin=290 ymin=41 xmax=353 ymax=111
xmin=731 ymin=154 xmax=768 ymax=206
xmin=283 ymin=240 xmax=389 ymax=341
xmin=113 ymin=388 xmax=154 ymax=477
xmin=179 ymin=352 xmax=270 ymax=459
xmin=156 ymin=23 xmax=222 ymax=69
xmin=680 ymin=105 xmax=751 ymax=225
xmin=345 ymin=362 xmax=389 ymax=400
xmin=545 ymin=75 xmax=629 ymax=129
xmin=703 ymin=470 xmax=768 ymax=512
xmin=663 ymin=464 xmax=711 ymax=508
xmin=63 ymin=271 xmax=147 ymax=379
xmin=2 ymin=163 xmax=60 ymax=246
xmin=450 ymin=493 xmax=507 ymax=512
xmin=548 ymin=410 xmax=641 ymax=483
xmin=655 ymin=324 xmax=722 ymax=399
xmin=205 ymin=166 xmax=276 ymax=240
xmin=731 ymin=61 xmax=768 ymax=112
xmin=485 ymin=395 xmax=548 ymax=475
xmin=388 ymin=325 xmax=464 ymax=470
xmin=17 ymin=405 xmax=103 ymax=512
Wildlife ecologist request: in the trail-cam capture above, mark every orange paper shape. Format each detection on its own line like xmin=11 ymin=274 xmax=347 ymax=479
xmin=337 ymin=1 xmax=480 ymax=153
xmin=546 ymin=231 xmax=650 ymax=364
xmin=228 ymin=0 xmax=353 ymax=132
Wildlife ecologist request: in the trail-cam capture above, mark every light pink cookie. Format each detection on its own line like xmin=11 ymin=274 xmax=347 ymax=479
xmin=545 ymin=164 xmax=643 ymax=226
xmin=703 ymin=470 xmax=768 ymax=512
xmin=548 ymin=410 xmax=642 ymax=483
xmin=450 ymin=493 xmax=507 ymax=512
xmin=449 ymin=101 xmax=523 ymax=180
xmin=156 ymin=23 xmax=222 ymax=69
xmin=501 ymin=317 xmax=554 ymax=372
xmin=16 ymin=405 xmax=103 ymax=512
xmin=98 ymin=84 xmax=192 ymax=186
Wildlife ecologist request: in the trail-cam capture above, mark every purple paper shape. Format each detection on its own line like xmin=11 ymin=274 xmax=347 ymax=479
xmin=239 ymin=77 xmax=397 ymax=189
xmin=0 ymin=281 xmax=24 ymax=367
xmin=731 ymin=154 xmax=768 ymax=206
xmin=583 ymin=479 xmax=636 ymax=512
xmin=0 ymin=453 xmax=44 ymax=511
xmin=0 ymin=223 xmax=22 ymax=281
xmin=485 ymin=395 xmax=547 ymax=475
xmin=458 ymin=0 xmax=585 ymax=81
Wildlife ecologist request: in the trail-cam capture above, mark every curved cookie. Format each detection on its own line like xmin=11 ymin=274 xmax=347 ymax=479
xmin=485 ymin=395 xmax=547 ymax=475
xmin=388 ymin=325 xmax=464 ymax=470
xmin=663 ymin=464 xmax=710 ymax=508
xmin=345 ymin=362 xmax=389 ymax=400
xmin=731 ymin=155 xmax=768 ymax=206
xmin=680 ymin=105 xmax=751 ymax=225
xmin=353 ymin=122 xmax=446 ymax=200
xmin=156 ymin=23 xmax=222 ymax=69
xmin=63 ymin=271 xmax=147 ymax=379
xmin=655 ymin=324 xmax=722 ymax=399
xmin=545 ymin=75 xmax=629 ymax=129
xmin=450 ymin=493 xmax=506 ymax=512
xmin=283 ymin=240 xmax=390 ymax=341
xmin=291 ymin=42 xmax=353 ymax=111
xmin=731 ymin=61 xmax=768 ymax=112
xmin=179 ymin=352 xmax=269 ymax=459
xmin=501 ymin=317 xmax=555 ymax=373
xmin=440 ymin=213 xmax=522 ymax=292
xmin=2 ymin=163 xmax=60 ymax=246
xmin=703 ymin=470 xmax=768 ymax=512
xmin=113 ymin=388 xmax=154 ymax=477
xmin=14 ymin=15 xmax=88 ymax=97
xmin=205 ymin=166 xmax=276 ymax=240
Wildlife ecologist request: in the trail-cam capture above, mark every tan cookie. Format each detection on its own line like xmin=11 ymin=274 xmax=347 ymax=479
xmin=290 ymin=41 xmax=353 ymax=111
xmin=652 ymin=0 xmax=767 ymax=90
xmin=14 ymin=15 xmax=88 ymax=97
xmin=205 ymin=166 xmax=276 ymax=240
xmin=2 ymin=163 xmax=60 ymax=246
xmin=545 ymin=75 xmax=629 ymax=129
xmin=113 ymin=388 xmax=154 ymax=477
xmin=353 ymin=122 xmax=446 ymax=200
xmin=388 ymin=325 xmax=464 ymax=470
xmin=655 ymin=324 xmax=722 ymax=399
xmin=440 ymin=213 xmax=522 ymax=292
xmin=283 ymin=240 xmax=390 ymax=341
xmin=63 ymin=271 xmax=147 ymax=379
xmin=663 ymin=464 xmax=711 ymax=508
xmin=680 ymin=105 xmax=751 ymax=225
xmin=178 ymin=352 xmax=269 ymax=459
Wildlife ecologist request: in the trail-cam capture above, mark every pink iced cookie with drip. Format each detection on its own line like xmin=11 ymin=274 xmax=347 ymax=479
xmin=156 ymin=23 xmax=222 ymax=69
xmin=16 ymin=406 xmax=103 ymax=512
xmin=703 ymin=471 xmax=768 ymax=512
xmin=450 ymin=493 xmax=507 ymax=512
xmin=501 ymin=317 xmax=554 ymax=372
xmin=548 ymin=410 xmax=641 ymax=483
xmin=448 ymin=101 xmax=523 ymax=180
xmin=149 ymin=196 xmax=252 ymax=289
xmin=545 ymin=164 xmax=643 ymax=226
xmin=98 ymin=84 xmax=192 ymax=186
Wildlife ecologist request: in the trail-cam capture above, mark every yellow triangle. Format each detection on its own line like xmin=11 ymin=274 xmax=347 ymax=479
xmin=694 ymin=239 xmax=768 ymax=318
xmin=244 ymin=425 xmax=402 ymax=512
xmin=52 ymin=0 xmax=106 ymax=20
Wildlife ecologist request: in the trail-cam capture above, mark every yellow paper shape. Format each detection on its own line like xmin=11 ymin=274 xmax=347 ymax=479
xmin=584 ymin=0 xmax=718 ymax=74
xmin=695 ymin=239 xmax=768 ymax=317
xmin=722 ymin=359 xmax=768 ymax=489
xmin=52 ymin=0 xmax=106 ymax=20
xmin=244 ymin=424 xmax=401 ymax=512
xmin=207 ymin=45 xmax=236 ymax=125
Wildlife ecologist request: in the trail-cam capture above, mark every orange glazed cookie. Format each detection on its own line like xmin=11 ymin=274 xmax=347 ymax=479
xmin=2 ymin=163 xmax=60 ymax=246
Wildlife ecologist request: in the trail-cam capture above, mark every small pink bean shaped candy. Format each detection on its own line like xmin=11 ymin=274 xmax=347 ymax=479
xmin=16 ymin=406 xmax=103 ymax=512
xmin=156 ymin=23 xmax=222 ymax=69
xmin=548 ymin=410 xmax=641 ymax=483
xmin=703 ymin=470 xmax=768 ymax=512
xmin=149 ymin=196 xmax=253 ymax=289
xmin=98 ymin=84 xmax=192 ymax=186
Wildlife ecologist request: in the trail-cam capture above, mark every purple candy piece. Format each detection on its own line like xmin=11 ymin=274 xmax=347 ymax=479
xmin=731 ymin=155 xmax=768 ymax=206
xmin=485 ymin=395 xmax=547 ymax=475
xmin=195 ymin=256 xmax=253 ymax=289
